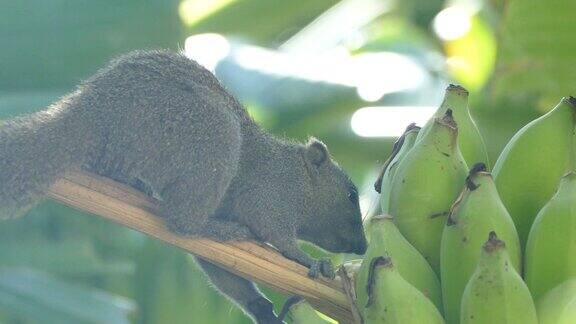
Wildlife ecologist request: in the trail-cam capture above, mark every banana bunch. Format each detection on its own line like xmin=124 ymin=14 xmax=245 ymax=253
xmin=295 ymin=89 xmax=576 ymax=324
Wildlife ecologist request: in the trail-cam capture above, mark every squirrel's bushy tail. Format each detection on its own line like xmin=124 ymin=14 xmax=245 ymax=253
xmin=0 ymin=97 xmax=93 ymax=219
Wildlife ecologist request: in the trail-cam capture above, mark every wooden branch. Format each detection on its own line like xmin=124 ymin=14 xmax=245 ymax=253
xmin=47 ymin=171 xmax=354 ymax=323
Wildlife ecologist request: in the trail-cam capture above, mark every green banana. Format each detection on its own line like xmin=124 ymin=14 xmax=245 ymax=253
xmin=492 ymin=97 xmax=576 ymax=245
xmin=356 ymin=215 xmax=442 ymax=314
xmin=375 ymin=124 xmax=420 ymax=215
xmin=366 ymin=124 xmax=419 ymax=238
xmin=418 ymin=84 xmax=489 ymax=168
xmin=460 ymin=232 xmax=537 ymax=324
xmin=525 ymin=171 xmax=576 ymax=300
xmin=278 ymin=297 xmax=331 ymax=324
xmin=389 ymin=109 xmax=468 ymax=273
xmin=535 ymin=278 xmax=576 ymax=324
xmin=440 ymin=163 xmax=521 ymax=324
xmin=364 ymin=256 xmax=445 ymax=324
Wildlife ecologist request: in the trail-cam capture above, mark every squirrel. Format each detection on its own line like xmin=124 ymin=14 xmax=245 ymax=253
xmin=0 ymin=50 xmax=367 ymax=323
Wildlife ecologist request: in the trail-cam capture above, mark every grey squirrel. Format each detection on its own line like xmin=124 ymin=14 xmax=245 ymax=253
xmin=0 ymin=50 xmax=367 ymax=323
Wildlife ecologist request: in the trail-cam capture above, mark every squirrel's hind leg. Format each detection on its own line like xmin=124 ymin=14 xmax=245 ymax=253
xmin=196 ymin=258 xmax=283 ymax=324
xmin=158 ymin=178 xmax=254 ymax=241
xmin=141 ymin=104 xmax=251 ymax=241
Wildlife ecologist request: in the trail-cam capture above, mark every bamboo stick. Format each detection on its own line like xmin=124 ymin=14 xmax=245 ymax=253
xmin=47 ymin=171 xmax=354 ymax=323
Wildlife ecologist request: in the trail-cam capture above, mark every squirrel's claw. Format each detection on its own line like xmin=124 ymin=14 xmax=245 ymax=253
xmin=320 ymin=259 xmax=335 ymax=279
xmin=307 ymin=259 xmax=334 ymax=279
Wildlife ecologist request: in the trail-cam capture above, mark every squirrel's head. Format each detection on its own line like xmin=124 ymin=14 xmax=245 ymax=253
xmin=298 ymin=138 xmax=367 ymax=255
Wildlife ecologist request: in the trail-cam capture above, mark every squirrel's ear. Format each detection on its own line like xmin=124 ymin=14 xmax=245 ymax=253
xmin=305 ymin=137 xmax=329 ymax=167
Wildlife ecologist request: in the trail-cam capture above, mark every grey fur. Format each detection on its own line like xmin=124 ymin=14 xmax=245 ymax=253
xmin=0 ymin=50 xmax=367 ymax=323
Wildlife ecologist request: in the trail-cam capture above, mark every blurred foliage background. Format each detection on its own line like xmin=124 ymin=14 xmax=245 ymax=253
xmin=0 ymin=0 xmax=574 ymax=323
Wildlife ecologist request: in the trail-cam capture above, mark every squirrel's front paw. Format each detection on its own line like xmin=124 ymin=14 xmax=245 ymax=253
xmin=307 ymin=259 xmax=335 ymax=279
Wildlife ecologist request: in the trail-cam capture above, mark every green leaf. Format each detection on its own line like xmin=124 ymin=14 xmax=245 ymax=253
xmin=445 ymin=15 xmax=497 ymax=91
xmin=133 ymin=240 xmax=251 ymax=324
xmin=0 ymin=0 xmax=183 ymax=91
xmin=0 ymin=239 xmax=133 ymax=276
xmin=492 ymin=0 xmax=576 ymax=109
xmin=0 ymin=269 xmax=134 ymax=323
xmin=183 ymin=0 xmax=338 ymax=45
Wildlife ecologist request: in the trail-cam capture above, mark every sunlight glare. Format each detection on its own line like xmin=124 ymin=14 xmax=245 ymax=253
xmin=184 ymin=33 xmax=231 ymax=71
xmin=233 ymin=47 xmax=425 ymax=101
xmin=433 ymin=6 xmax=472 ymax=41
xmin=351 ymin=106 xmax=436 ymax=137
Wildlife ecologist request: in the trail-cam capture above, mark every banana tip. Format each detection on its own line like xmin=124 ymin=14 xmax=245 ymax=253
xmin=466 ymin=163 xmax=488 ymax=190
xmin=470 ymin=162 xmax=487 ymax=174
xmin=447 ymin=84 xmax=469 ymax=95
xmin=567 ymin=96 xmax=576 ymax=107
xmin=440 ymin=109 xmax=458 ymax=129
xmin=484 ymin=231 xmax=506 ymax=252
xmin=405 ymin=123 xmax=421 ymax=132
xmin=372 ymin=256 xmax=392 ymax=268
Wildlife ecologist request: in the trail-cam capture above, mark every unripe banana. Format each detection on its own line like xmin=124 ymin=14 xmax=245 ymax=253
xmin=441 ymin=163 xmax=521 ymax=324
xmin=418 ymin=84 xmax=489 ymax=168
xmin=525 ymin=171 xmax=576 ymax=301
xmin=356 ymin=215 xmax=442 ymax=314
xmin=460 ymin=232 xmax=537 ymax=324
xmin=278 ymin=296 xmax=331 ymax=324
xmin=367 ymin=124 xmax=420 ymax=238
xmin=535 ymin=278 xmax=576 ymax=324
xmin=374 ymin=124 xmax=420 ymax=215
xmin=364 ymin=256 xmax=445 ymax=324
xmin=389 ymin=110 xmax=468 ymax=273
xmin=492 ymin=97 xmax=576 ymax=245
